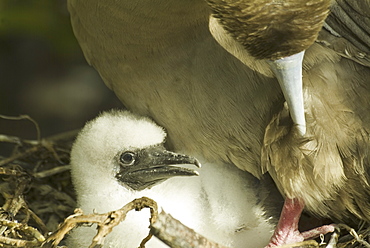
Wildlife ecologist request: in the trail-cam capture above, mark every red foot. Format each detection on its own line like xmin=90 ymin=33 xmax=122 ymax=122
xmin=265 ymin=198 xmax=335 ymax=247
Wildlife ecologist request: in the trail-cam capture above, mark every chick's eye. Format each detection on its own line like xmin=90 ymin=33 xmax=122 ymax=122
xmin=120 ymin=152 xmax=136 ymax=165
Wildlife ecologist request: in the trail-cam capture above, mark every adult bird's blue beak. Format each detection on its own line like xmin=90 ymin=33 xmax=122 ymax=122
xmin=267 ymin=51 xmax=306 ymax=135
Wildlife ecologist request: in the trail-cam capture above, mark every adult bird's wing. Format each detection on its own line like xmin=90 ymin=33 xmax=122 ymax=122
xmin=320 ymin=0 xmax=370 ymax=67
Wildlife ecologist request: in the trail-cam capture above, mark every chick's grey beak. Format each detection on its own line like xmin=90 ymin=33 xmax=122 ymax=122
xmin=267 ymin=50 xmax=306 ymax=136
xmin=116 ymin=146 xmax=201 ymax=191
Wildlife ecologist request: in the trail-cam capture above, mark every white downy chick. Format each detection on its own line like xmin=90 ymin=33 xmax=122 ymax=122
xmin=68 ymin=110 xmax=274 ymax=247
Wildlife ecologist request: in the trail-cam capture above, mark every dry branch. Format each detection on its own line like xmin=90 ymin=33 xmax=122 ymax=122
xmin=151 ymin=211 xmax=228 ymax=248
xmin=43 ymin=197 xmax=158 ymax=248
xmin=0 ymin=219 xmax=45 ymax=246
xmin=0 ymin=114 xmax=41 ymax=142
xmin=336 ymin=224 xmax=370 ymax=248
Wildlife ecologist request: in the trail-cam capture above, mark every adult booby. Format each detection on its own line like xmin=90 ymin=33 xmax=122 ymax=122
xmin=68 ymin=110 xmax=274 ymax=248
xmin=67 ymin=0 xmax=370 ymax=246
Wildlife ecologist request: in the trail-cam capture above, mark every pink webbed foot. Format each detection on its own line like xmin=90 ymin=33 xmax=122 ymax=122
xmin=266 ymin=198 xmax=335 ymax=247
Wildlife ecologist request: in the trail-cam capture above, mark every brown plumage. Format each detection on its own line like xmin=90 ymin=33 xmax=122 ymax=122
xmin=262 ymin=97 xmax=370 ymax=222
xmin=206 ymin=0 xmax=331 ymax=59
xmin=67 ymin=0 xmax=370 ymax=246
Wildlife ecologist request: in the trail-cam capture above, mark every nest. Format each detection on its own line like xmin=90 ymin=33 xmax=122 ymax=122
xmin=0 ymin=115 xmax=76 ymax=247
xmin=0 ymin=114 xmax=369 ymax=248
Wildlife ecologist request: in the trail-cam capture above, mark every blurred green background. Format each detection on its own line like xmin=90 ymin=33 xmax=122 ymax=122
xmin=0 ymin=0 xmax=121 ymax=151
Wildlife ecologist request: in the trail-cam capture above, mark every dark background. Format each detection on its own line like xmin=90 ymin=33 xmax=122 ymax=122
xmin=0 ymin=0 xmax=122 ymax=154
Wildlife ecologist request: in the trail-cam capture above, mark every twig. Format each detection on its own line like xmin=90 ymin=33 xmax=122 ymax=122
xmin=24 ymin=207 xmax=50 ymax=235
xmin=151 ymin=210 xmax=228 ymax=248
xmin=0 ymin=175 xmax=30 ymax=236
xmin=0 ymin=146 xmax=40 ymax=167
xmin=2 ymin=176 xmax=30 ymax=215
xmin=0 ymin=135 xmax=71 ymax=168
xmin=0 ymin=219 xmax=45 ymax=247
xmin=45 ymin=129 xmax=79 ymax=142
xmin=336 ymin=224 xmax=370 ymax=248
xmin=89 ymin=196 xmax=158 ymax=248
xmin=42 ymin=209 xmax=84 ymax=248
xmin=0 ymin=167 xmax=26 ymax=177
xmin=0 ymin=114 xmax=41 ymax=142
xmin=39 ymin=139 xmax=63 ymax=164
xmin=32 ymin=165 xmax=71 ymax=179
xmin=0 ymin=134 xmax=23 ymax=145
xmin=43 ymin=197 xmax=158 ymax=248
xmin=0 ymin=235 xmax=42 ymax=247
xmin=32 ymin=184 xmax=76 ymax=212
xmin=326 ymin=231 xmax=339 ymax=248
